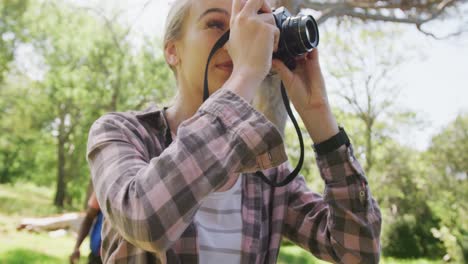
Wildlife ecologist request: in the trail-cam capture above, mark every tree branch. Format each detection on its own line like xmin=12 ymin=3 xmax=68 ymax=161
xmin=304 ymin=0 xmax=465 ymax=39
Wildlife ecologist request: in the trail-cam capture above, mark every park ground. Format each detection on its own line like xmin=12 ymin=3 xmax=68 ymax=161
xmin=0 ymin=182 xmax=439 ymax=264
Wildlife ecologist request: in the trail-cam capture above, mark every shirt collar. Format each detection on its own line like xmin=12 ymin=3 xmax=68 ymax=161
xmin=135 ymin=105 xmax=172 ymax=145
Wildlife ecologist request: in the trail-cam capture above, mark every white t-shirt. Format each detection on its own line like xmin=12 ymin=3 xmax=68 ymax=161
xmin=194 ymin=175 xmax=243 ymax=263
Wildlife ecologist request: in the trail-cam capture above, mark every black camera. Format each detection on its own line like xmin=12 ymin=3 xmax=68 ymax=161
xmin=272 ymin=7 xmax=319 ymax=70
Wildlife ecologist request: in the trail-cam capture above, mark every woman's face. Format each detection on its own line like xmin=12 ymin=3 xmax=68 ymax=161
xmin=173 ymin=0 xmax=233 ymax=98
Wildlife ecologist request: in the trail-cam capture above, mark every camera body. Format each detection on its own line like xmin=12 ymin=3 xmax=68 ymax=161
xmin=272 ymin=7 xmax=319 ymax=70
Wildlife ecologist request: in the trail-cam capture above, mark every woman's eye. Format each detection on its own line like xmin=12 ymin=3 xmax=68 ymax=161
xmin=207 ymin=20 xmax=226 ymax=31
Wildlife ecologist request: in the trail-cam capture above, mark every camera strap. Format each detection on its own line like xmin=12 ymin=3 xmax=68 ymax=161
xmin=203 ymin=30 xmax=304 ymax=187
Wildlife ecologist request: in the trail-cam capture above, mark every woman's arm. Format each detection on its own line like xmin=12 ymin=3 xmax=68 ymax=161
xmin=272 ymin=46 xmax=381 ymax=263
xmin=282 ymin=144 xmax=382 ymax=263
xmin=87 ymin=89 xmax=285 ymax=254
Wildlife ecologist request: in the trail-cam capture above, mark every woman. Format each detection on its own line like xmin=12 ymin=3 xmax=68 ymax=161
xmin=87 ymin=0 xmax=382 ymax=263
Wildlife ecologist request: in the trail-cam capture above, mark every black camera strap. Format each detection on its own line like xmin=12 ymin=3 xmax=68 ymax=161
xmin=203 ymin=30 xmax=304 ymax=187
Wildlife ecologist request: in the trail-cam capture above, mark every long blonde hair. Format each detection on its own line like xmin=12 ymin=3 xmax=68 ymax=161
xmin=163 ymin=0 xmax=192 ymax=73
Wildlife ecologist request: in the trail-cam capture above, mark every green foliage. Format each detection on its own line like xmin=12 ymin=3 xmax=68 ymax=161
xmin=0 ymin=0 xmax=29 ymax=83
xmin=0 ymin=76 xmax=48 ymax=184
xmin=424 ymin=113 xmax=468 ymax=263
xmin=0 ymin=0 xmax=174 ymax=206
xmin=384 ymin=213 xmax=444 ymax=258
xmin=315 ymin=18 xmax=466 ymax=260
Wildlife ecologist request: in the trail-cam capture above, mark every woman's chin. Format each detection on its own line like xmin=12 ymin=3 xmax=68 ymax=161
xmin=215 ymin=66 xmax=233 ymax=77
xmin=214 ymin=70 xmax=232 ymax=83
xmin=203 ymin=68 xmax=233 ymax=95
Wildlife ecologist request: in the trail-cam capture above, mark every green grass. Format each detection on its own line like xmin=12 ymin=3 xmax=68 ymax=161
xmin=0 ymin=231 xmax=83 ymax=264
xmin=0 ymin=182 xmax=88 ymax=264
xmin=278 ymin=244 xmax=441 ymax=264
xmin=1 ymin=249 xmax=62 ymax=264
xmin=278 ymin=245 xmax=328 ymax=264
xmin=0 ymin=183 xmax=443 ymax=264
xmin=0 ymin=182 xmax=62 ymax=217
xmin=380 ymin=258 xmax=441 ymax=264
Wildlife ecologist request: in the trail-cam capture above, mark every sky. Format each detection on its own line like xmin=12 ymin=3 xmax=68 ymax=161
xmin=72 ymin=0 xmax=468 ymax=150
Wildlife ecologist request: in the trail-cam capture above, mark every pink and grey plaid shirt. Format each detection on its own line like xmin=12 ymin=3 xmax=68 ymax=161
xmin=87 ymin=89 xmax=381 ymax=263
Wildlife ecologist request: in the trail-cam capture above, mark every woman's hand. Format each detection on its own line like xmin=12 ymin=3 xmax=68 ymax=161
xmin=225 ymin=0 xmax=279 ymax=102
xmin=272 ymin=49 xmax=339 ymax=143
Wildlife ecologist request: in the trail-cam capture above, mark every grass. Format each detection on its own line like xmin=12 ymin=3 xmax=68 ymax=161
xmin=0 ymin=182 xmax=443 ymax=264
xmin=278 ymin=245 xmax=328 ymax=264
xmin=0 ymin=231 xmax=86 ymax=264
xmin=0 ymin=182 xmax=89 ymax=264
xmin=278 ymin=245 xmax=441 ymax=264
xmin=0 ymin=182 xmax=62 ymax=217
xmin=381 ymin=258 xmax=441 ymax=264
xmin=1 ymin=249 xmax=62 ymax=264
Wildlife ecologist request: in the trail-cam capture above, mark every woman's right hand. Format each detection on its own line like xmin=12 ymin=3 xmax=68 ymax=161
xmin=225 ymin=0 xmax=279 ymax=101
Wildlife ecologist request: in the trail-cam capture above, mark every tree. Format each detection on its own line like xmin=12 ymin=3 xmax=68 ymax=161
xmin=279 ymin=0 xmax=467 ymax=38
xmin=24 ymin=1 xmax=110 ymax=207
xmin=425 ymin=113 xmax=468 ymax=262
xmin=322 ymin=21 xmax=422 ymax=173
xmin=257 ymin=0 xmax=466 ymax=135
xmin=0 ymin=0 xmax=29 ymax=84
xmin=72 ymin=3 xmax=175 ymax=206
xmin=0 ymin=75 xmax=43 ymax=183
xmin=1 ymin=0 xmax=175 ymax=207
xmin=20 ymin=0 xmax=174 ymax=207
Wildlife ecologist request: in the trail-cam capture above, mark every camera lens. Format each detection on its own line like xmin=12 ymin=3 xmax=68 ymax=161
xmin=305 ymin=19 xmax=318 ymax=46
xmin=299 ymin=16 xmax=318 ymax=51
xmin=282 ymin=15 xmax=319 ymax=57
xmin=272 ymin=7 xmax=320 ymax=69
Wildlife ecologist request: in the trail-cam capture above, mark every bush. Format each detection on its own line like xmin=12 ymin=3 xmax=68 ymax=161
xmin=384 ymin=212 xmax=445 ymax=259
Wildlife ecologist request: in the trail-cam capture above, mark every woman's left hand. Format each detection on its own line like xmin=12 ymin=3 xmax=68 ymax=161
xmin=272 ymin=49 xmax=339 ymax=143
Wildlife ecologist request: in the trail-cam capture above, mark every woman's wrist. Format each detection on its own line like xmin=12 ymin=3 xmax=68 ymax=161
xmin=299 ymin=106 xmax=339 ymax=144
xmin=224 ymin=69 xmax=264 ymax=103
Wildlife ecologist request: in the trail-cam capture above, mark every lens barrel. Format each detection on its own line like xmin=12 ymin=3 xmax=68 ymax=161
xmin=272 ymin=7 xmax=319 ymax=69
xmin=281 ymin=15 xmax=319 ymax=57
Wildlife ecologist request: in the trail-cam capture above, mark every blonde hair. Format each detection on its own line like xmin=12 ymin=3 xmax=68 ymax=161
xmin=163 ymin=0 xmax=192 ymax=74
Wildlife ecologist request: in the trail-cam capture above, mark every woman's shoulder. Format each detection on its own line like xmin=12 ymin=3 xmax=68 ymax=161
xmin=88 ymin=105 xmax=168 ymax=148
xmin=87 ymin=105 xmax=170 ymax=157
xmin=92 ymin=105 xmax=165 ymax=130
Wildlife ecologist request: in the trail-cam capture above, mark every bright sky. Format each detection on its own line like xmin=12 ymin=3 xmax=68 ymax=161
xmin=74 ymin=0 xmax=468 ymax=150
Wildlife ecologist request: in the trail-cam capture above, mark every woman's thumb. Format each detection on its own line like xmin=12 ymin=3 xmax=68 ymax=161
xmin=272 ymin=59 xmax=294 ymax=84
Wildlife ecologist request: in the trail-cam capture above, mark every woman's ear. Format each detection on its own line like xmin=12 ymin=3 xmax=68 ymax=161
xmin=165 ymin=41 xmax=180 ymax=66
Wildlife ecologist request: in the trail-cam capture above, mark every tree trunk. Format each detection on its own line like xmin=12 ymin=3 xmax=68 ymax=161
xmin=54 ymin=111 xmax=67 ymax=208
xmin=0 ymin=147 xmax=21 ymax=183
xmin=365 ymin=122 xmax=373 ymax=174
xmin=0 ymin=153 xmax=10 ymax=183
xmin=54 ymin=137 xmax=66 ymax=207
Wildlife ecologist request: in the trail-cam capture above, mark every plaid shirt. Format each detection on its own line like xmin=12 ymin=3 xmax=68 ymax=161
xmin=87 ymin=89 xmax=381 ymax=263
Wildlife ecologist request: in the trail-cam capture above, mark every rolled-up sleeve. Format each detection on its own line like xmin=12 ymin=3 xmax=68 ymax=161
xmin=86 ymin=89 xmax=286 ymax=254
xmin=282 ymin=145 xmax=382 ymax=263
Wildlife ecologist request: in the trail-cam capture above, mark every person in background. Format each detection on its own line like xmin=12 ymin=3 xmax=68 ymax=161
xmin=70 ymin=191 xmax=103 ymax=264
